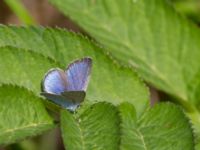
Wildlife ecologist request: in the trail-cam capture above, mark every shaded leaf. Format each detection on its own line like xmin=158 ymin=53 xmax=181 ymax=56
xmin=49 ymin=0 xmax=200 ymax=108
xmin=62 ymin=102 xmax=194 ymax=150
xmin=61 ymin=102 xmax=120 ymax=150
xmin=119 ymin=102 xmax=194 ymax=150
xmin=0 ymin=26 xmax=149 ymax=116
xmin=0 ymin=85 xmax=54 ymax=145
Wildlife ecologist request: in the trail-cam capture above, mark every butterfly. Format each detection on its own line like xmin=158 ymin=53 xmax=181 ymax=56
xmin=41 ymin=57 xmax=92 ymax=111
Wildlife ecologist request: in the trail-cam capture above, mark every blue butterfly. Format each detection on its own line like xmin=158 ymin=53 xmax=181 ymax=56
xmin=41 ymin=57 xmax=92 ymax=111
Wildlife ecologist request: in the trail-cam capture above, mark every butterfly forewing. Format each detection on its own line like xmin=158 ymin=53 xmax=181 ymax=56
xmin=65 ymin=57 xmax=92 ymax=91
xmin=42 ymin=69 xmax=68 ymax=94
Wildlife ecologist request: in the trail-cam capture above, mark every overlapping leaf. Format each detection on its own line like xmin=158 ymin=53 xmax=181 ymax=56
xmin=61 ymin=102 xmax=120 ymax=150
xmin=0 ymin=46 xmax=59 ymax=95
xmin=49 ymin=0 xmax=200 ymax=109
xmin=62 ymin=102 xmax=194 ymax=150
xmin=120 ymin=102 xmax=194 ymax=150
xmin=0 ymin=26 xmax=149 ymax=116
xmin=0 ymin=85 xmax=54 ymax=145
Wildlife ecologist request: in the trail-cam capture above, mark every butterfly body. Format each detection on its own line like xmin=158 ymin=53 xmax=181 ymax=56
xmin=41 ymin=57 xmax=92 ymax=111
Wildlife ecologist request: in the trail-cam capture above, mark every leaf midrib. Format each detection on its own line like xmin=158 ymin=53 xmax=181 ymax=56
xmin=0 ymin=122 xmax=52 ymax=136
xmin=0 ymin=121 xmax=53 ymax=145
xmin=76 ymin=122 xmax=86 ymax=150
xmin=135 ymin=129 xmax=148 ymax=150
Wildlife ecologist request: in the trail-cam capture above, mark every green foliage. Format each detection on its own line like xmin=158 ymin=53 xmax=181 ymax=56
xmin=119 ymin=102 xmax=194 ymax=150
xmin=49 ymin=0 xmax=200 ymax=109
xmin=0 ymin=46 xmax=59 ymax=95
xmin=171 ymin=0 xmax=200 ymax=24
xmin=0 ymin=85 xmax=54 ymax=145
xmin=0 ymin=25 xmax=151 ymax=146
xmin=61 ymin=102 xmax=120 ymax=150
xmin=0 ymin=26 xmax=149 ymax=116
xmin=48 ymin=0 xmax=200 ymax=148
xmin=0 ymin=0 xmax=197 ymax=147
xmin=62 ymin=102 xmax=194 ymax=150
xmin=135 ymin=103 xmax=194 ymax=150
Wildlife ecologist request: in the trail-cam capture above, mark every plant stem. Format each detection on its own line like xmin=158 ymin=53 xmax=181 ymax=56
xmin=4 ymin=0 xmax=36 ymax=25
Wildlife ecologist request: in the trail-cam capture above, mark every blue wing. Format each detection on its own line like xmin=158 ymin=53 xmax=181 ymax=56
xmin=41 ymin=68 xmax=68 ymax=94
xmin=41 ymin=57 xmax=92 ymax=111
xmin=41 ymin=92 xmax=82 ymax=111
xmin=65 ymin=57 xmax=92 ymax=91
xmin=61 ymin=91 xmax=86 ymax=103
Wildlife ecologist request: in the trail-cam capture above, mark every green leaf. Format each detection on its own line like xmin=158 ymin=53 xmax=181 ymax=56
xmin=61 ymin=102 xmax=120 ymax=150
xmin=61 ymin=102 xmax=194 ymax=150
xmin=119 ymin=102 xmax=194 ymax=150
xmin=0 ymin=85 xmax=54 ymax=145
xmin=0 ymin=46 xmax=59 ymax=96
xmin=48 ymin=0 xmax=200 ymax=108
xmin=0 ymin=26 xmax=149 ymax=116
xmin=48 ymin=0 xmax=200 ymax=148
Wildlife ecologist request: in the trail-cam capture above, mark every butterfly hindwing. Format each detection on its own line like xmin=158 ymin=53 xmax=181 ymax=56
xmin=61 ymin=91 xmax=86 ymax=103
xmin=65 ymin=57 xmax=92 ymax=91
xmin=41 ymin=92 xmax=80 ymax=111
